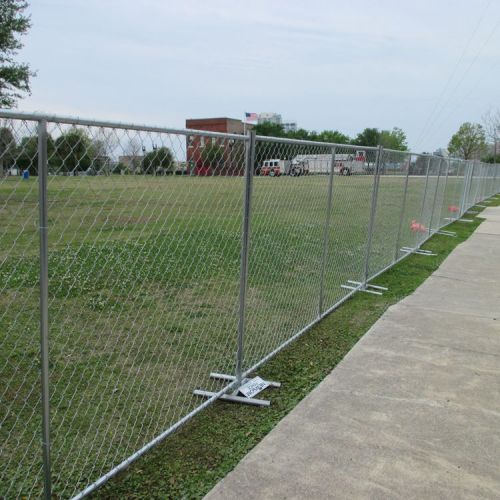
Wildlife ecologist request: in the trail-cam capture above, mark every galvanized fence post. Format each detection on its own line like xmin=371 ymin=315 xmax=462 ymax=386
xmin=461 ymin=161 xmax=473 ymax=215
xmin=415 ymin=156 xmax=431 ymax=247
xmin=393 ymin=153 xmax=411 ymax=261
xmin=428 ymin=157 xmax=443 ymax=235
xmin=363 ymin=145 xmax=383 ymax=286
xmin=438 ymin=158 xmax=450 ymax=229
xmin=235 ymin=130 xmax=256 ymax=387
xmin=318 ymin=146 xmax=336 ymax=317
xmin=37 ymin=119 xmax=52 ymax=500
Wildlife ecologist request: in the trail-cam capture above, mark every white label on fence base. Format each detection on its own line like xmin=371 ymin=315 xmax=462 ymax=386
xmin=239 ymin=376 xmax=270 ymax=399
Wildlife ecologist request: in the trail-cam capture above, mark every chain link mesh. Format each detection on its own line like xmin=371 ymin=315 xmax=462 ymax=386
xmin=1 ymin=112 xmax=499 ymax=498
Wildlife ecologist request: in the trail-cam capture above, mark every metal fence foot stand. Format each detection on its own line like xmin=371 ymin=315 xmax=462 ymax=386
xmin=400 ymin=246 xmax=437 ymax=256
xmin=341 ymin=279 xmax=387 ymax=296
xmin=436 ymin=229 xmax=456 ymax=237
xmin=458 ymin=218 xmax=475 ymax=223
xmin=194 ymin=373 xmax=280 ymax=407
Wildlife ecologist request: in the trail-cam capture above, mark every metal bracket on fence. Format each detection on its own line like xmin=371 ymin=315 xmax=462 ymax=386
xmin=400 ymin=246 xmax=437 ymax=256
xmin=436 ymin=229 xmax=456 ymax=237
xmin=194 ymin=373 xmax=280 ymax=407
xmin=341 ymin=279 xmax=387 ymax=296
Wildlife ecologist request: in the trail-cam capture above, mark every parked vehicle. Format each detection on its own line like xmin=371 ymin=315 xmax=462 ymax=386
xmin=260 ymin=150 xmax=367 ymax=177
xmin=292 ymin=151 xmax=367 ymax=176
xmin=260 ymin=159 xmax=289 ymax=176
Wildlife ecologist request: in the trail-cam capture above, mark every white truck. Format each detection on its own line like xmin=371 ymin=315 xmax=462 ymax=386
xmin=260 ymin=150 xmax=367 ymax=177
xmin=291 ymin=151 xmax=367 ymax=176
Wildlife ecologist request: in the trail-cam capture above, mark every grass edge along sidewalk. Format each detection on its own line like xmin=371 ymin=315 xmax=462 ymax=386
xmin=95 ymin=197 xmax=499 ymax=499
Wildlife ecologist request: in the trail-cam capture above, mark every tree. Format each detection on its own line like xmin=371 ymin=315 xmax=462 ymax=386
xmin=16 ymin=133 xmax=54 ymax=174
xmin=0 ymin=0 xmax=35 ymax=107
xmin=91 ymin=129 xmax=118 ymax=175
xmin=142 ymin=146 xmax=174 ymax=175
xmin=448 ymin=122 xmax=487 ymax=160
xmin=353 ymin=128 xmax=380 ymax=147
xmin=0 ymin=126 xmax=15 ymax=175
xmin=53 ymin=128 xmax=94 ymax=173
xmin=125 ymin=138 xmax=143 ymax=174
xmin=379 ymin=127 xmax=408 ymax=151
xmin=253 ymin=122 xmax=285 ymax=137
xmin=316 ymin=130 xmax=351 ymax=144
xmin=482 ymin=109 xmax=500 ymax=162
xmin=200 ymin=143 xmax=225 ymax=170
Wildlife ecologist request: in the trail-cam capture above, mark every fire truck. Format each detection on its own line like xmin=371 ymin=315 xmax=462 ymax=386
xmin=260 ymin=151 xmax=367 ymax=177
xmin=290 ymin=151 xmax=367 ymax=176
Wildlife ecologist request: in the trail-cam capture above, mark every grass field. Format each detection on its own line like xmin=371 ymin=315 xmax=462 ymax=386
xmin=0 ymin=172 xmax=468 ymax=497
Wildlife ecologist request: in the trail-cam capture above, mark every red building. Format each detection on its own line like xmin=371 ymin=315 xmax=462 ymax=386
xmin=185 ymin=117 xmax=250 ymax=176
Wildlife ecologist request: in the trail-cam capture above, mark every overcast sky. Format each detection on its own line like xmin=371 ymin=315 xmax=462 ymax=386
xmin=16 ymin=0 xmax=500 ymax=152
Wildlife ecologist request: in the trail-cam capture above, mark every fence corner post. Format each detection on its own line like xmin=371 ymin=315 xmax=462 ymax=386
xmin=37 ymin=119 xmax=51 ymax=500
xmin=235 ymin=130 xmax=256 ymax=387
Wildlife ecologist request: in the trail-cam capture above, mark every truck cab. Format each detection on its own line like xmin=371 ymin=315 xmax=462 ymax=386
xmin=261 ymin=159 xmax=283 ymax=176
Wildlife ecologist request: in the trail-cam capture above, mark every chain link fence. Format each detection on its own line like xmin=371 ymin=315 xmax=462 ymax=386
xmin=1 ymin=111 xmax=499 ymax=498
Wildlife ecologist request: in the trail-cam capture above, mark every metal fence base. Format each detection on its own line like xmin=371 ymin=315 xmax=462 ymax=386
xmin=209 ymin=372 xmax=281 ymax=388
xmin=401 ymin=247 xmax=437 ymax=256
xmin=466 ymin=210 xmax=479 ymax=214
xmin=193 ymin=390 xmax=271 ymax=407
xmin=341 ymin=280 xmax=388 ymax=296
xmin=193 ymin=372 xmax=280 ymax=407
xmin=436 ymin=230 xmax=456 ymax=237
xmin=458 ymin=218 xmax=474 ymax=223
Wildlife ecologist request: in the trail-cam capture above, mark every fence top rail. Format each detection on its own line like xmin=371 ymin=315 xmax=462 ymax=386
xmin=0 ymin=110 xmax=249 ymax=141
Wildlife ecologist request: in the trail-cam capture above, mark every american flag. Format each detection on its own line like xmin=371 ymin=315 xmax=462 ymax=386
xmin=244 ymin=112 xmax=258 ymax=124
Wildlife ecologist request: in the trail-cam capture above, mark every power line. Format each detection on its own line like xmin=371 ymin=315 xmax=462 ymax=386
xmin=413 ymin=0 xmax=492 ymax=150
xmin=416 ymin=13 xmax=500 ymax=150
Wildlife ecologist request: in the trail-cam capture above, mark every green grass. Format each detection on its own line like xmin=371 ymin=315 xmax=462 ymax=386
xmin=0 ymin=173 xmax=492 ymax=498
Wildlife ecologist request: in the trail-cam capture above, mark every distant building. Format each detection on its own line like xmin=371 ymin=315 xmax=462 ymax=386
xmin=433 ymin=148 xmax=448 ymax=157
xmin=283 ymin=121 xmax=297 ymax=133
xmin=185 ymin=117 xmax=248 ymax=176
xmin=258 ymin=112 xmax=297 ymax=132
xmin=258 ymin=112 xmax=282 ymax=125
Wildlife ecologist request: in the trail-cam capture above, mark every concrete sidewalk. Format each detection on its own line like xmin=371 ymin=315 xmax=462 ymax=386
xmin=206 ymin=206 xmax=500 ymax=500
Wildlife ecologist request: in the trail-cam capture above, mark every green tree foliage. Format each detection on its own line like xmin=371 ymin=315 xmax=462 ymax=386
xmin=353 ymin=127 xmax=408 ymax=151
xmin=354 ymin=128 xmax=380 ymax=147
xmin=254 ymin=123 xmax=352 ymax=145
xmin=0 ymin=126 xmax=15 ymax=175
xmin=16 ymin=133 xmax=54 ymax=174
xmin=200 ymin=143 xmax=225 ymax=170
xmin=53 ymin=128 xmax=94 ymax=173
xmin=253 ymin=122 xmax=285 ymax=137
xmin=142 ymin=146 xmax=174 ymax=175
xmin=316 ymin=130 xmax=351 ymax=144
xmin=0 ymin=0 xmax=35 ymax=107
xmin=448 ymin=122 xmax=487 ymax=160
xmin=379 ymin=127 xmax=408 ymax=151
